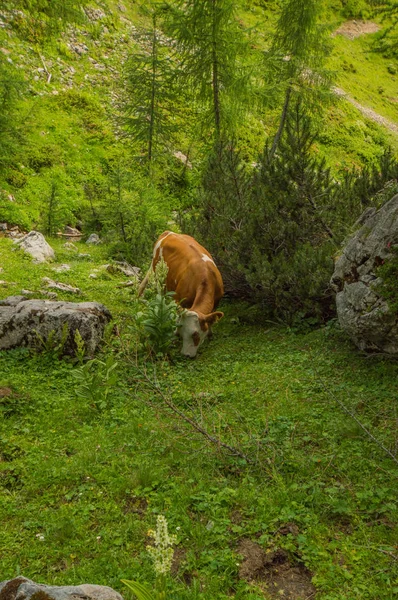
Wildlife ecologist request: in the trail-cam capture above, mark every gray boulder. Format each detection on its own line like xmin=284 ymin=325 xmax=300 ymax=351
xmin=0 ymin=577 xmax=123 ymax=600
xmin=0 ymin=296 xmax=112 ymax=356
xmin=331 ymin=193 xmax=398 ymax=353
xmin=15 ymin=231 xmax=55 ymax=263
xmin=86 ymin=233 xmax=101 ymax=245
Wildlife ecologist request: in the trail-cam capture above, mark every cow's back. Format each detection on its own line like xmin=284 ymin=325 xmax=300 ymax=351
xmin=153 ymin=232 xmax=223 ymax=310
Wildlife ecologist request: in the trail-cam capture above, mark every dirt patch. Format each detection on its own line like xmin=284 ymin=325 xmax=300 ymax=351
xmin=334 ymin=20 xmax=380 ymax=40
xmin=0 ymin=387 xmax=13 ymax=398
xmin=123 ymin=496 xmax=147 ymax=516
xmin=238 ymin=540 xmax=316 ymax=600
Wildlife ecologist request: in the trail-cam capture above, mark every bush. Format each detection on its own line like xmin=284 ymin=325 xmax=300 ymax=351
xmin=188 ymin=103 xmax=398 ymax=324
xmin=190 ymin=105 xmax=337 ymax=323
xmin=99 ymin=158 xmax=170 ymax=264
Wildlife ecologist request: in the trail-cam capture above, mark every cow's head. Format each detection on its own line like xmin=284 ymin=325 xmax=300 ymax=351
xmin=177 ymin=309 xmax=224 ymax=358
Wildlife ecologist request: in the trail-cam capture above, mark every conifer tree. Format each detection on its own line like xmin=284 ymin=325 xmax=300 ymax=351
xmin=167 ymin=0 xmax=250 ymax=139
xmin=374 ymin=0 xmax=398 ymax=57
xmin=266 ymin=0 xmax=332 ymax=162
xmin=122 ymin=7 xmax=177 ymax=173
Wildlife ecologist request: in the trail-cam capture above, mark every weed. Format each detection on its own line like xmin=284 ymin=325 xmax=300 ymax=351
xmin=135 ymin=259 xmax=179 ymax=357
xmin=122 ymin=515 xmax=177 ymax=600
xmin=73 ymin=329 xmax=86 ymax=365
xmin=34 ymin=323 xmax=69 ymax=359
xmin=72 ymin=355 xmax=119 ymax=410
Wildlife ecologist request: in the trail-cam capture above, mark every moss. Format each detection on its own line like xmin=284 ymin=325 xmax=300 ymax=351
xmin=376 ymin=247 xmax=398 ymax=314
xmin=0 ymin=578 xmax=27 ymax=600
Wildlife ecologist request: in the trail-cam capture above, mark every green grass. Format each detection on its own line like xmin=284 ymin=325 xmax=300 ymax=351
xmin=1 ymin=238 xmax=398 ymax=599
xmin=331 ymin=33 xmax=398 ymax=125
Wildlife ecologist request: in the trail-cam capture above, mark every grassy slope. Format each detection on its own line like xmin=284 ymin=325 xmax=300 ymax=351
xmin=1 ymin=2 xmax=398 ymax=231
xmin=323 ymin=29 xmax=398 ymax=168
xmin=1 ymin=238 xmax=398 ymax=599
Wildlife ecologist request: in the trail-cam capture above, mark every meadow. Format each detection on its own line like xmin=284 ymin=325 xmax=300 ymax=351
xmin=1 ymin=237 xmax=397 ymax=599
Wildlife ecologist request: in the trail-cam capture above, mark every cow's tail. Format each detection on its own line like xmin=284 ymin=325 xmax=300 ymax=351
xmin=137 ymin=268 xmax=152 ymax=297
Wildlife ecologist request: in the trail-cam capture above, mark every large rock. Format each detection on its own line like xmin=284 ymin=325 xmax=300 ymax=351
xmin=331 ymin=193 xmax=398 ymax=353
xmin=15 ymin=231 xmax=55 ymax=263
xmin=0 ymin=577 xmax=123 ymax=600
xmin=0 ymin=296 xmax=112 ymax=356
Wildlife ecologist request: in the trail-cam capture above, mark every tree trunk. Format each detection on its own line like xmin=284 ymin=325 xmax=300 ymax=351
xmin=148 ymin=14 xmax=157 ymax=169
xmin=211 ymin=0 xmax=221 ymax=138
xmin=268 ymin=84 xmax=292 ymax=163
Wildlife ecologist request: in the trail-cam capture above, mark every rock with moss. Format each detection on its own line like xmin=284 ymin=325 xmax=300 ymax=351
xmin=0 ymin=296 xmax=112 ymax=356
xmin=331 ymin=193 xmax=398 ymax=353
xmin=0 ymin=578 xmax=123 ymax=600
xmin=14 ymin=231 xmax=55 ymax=264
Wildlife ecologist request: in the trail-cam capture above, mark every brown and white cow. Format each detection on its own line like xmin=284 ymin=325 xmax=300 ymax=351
xmin=138 ymin=231 xmax=224 ymax=357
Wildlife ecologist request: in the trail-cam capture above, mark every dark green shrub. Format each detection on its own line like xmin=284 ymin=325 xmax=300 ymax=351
xmin=190 ymin=105 xmax=337 ymax=323
xmin=189 ymin=102 xmax=398 ymax=324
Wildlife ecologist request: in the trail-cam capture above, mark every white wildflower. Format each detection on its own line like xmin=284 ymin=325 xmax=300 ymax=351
xmin=147 ymin=515 xmax=177 ymax=576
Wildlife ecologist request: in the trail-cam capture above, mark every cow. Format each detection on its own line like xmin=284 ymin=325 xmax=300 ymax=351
xmin=138 ymin=231 xmax=224 ymax=358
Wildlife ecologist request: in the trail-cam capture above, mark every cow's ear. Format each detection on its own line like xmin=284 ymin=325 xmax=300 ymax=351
xmin=205 ymin=311 xmax=224 ymax=325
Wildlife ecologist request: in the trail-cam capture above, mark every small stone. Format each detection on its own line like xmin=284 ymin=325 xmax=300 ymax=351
xmin=52 ymin=264 xmax=71 ymax=273
xmin=64 ymin=242 xmax=78 ymax=251
xmin=86 ymin=233 xmax=101 ymax=245
xmin=42 ymin=277 xmax=80 ymax=294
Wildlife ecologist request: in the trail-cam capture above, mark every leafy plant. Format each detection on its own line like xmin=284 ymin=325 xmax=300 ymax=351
xmin=73 ymin=329 xmax=86 ymax=365
xmin=135 ymin=259 xmax=180 ymax=356
xmin=34 ymin=323 xmax=69 ymax=359
xmin=72 ymin=355 xmax=119 ymax=409
xmin=136 ymin=292 xmax=180 ymax=357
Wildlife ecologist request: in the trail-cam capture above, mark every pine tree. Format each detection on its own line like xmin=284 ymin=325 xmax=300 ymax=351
xmin=122 ymin=7 xmax=177 ymax=174
xmin=373 ymin=0 xmax=398 ymax=57
xmin=166 ymin=0 xmax=251 ymax=139
xmin=190 ymin=104 xmax=338 ymax=321
xmin=266 ymin=0 xmax=332 ymax=162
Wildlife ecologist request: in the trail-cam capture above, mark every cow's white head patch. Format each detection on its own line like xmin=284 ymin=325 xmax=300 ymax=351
xmin=177 ymin=309 xmax=224 ymax=358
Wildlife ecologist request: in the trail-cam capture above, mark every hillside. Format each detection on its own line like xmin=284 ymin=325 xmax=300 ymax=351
xmin=0 ymin=0 xmax=397 ymax=237
xmin=1 ymin=2 xmax=398 ymax=598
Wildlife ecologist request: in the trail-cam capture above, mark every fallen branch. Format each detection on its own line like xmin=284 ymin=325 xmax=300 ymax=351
xmin=38 ymin=52 xmax=52 ymax=83
xmin=128 ymin=362 xmax=255 ymax=464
